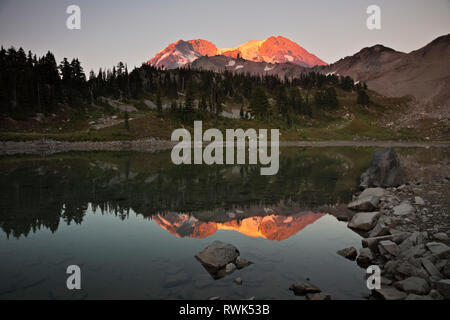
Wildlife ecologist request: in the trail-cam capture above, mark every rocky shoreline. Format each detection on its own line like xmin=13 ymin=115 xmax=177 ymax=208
xmin=1 ymin=138 xmax=449 ymax=156
xmin=338 ymin=148 xmax=450 ymax=300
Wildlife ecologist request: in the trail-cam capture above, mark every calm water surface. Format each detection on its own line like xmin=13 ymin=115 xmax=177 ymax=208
xmin=1 ymin=147 xmax=442 ymax=300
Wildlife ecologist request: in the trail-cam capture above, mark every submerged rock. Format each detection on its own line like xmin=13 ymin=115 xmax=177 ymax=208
xmin=337 ymin=247 xmax=357 ymax=260
xmin=289 ymin=283 xmax=321 ymax=295
xmin=357 ymin=248 xmax=374 ymax=268
xmin=360 ymin=148 xmax=402 ymax=189
xmin=235 ymin=256 xmax=253 ymax=269
xmin=306 ymin=293 xmax=331 ymax=300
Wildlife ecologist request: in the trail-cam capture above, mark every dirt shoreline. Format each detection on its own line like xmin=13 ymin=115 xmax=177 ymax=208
xmin=1 ymin=139 xmax=450 ymax=155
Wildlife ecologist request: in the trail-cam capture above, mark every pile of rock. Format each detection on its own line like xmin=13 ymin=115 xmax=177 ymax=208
xmin=339 ymin=148 xmax=450 ymax=300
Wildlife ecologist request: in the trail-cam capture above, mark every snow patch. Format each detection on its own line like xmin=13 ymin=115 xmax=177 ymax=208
xmin=235 ymin=65 xmax=244 ymax=70
xmin=226 ymin=60 xmax=236 ymax=67
xmin=284 ymin=55 xmax=294 ymax=62
xmin=264 ymin=65 xmax=274 ymax=72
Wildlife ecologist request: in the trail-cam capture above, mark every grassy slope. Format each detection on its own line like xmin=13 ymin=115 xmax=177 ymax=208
xmin=0 ymin=89 xmax=441 ymax=142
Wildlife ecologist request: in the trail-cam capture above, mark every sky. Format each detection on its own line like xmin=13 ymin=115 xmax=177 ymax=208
xmin=0 ymin=0 xmax=449 ymax=72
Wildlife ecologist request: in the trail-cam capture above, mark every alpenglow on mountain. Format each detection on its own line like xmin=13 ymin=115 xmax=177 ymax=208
xmin=147 ymin=36 xmax=327 ymax=69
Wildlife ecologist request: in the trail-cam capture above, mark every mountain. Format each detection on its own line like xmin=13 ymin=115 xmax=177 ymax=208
xmin=322 ymin=34 xmax=450 ymax=107
xmin=152 ymin=211 xmax=326 ymax=241
xmin=147 ymin=36 xmax=327 ymax=69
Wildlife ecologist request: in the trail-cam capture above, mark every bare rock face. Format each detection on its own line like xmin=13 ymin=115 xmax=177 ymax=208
xmin=195 ymin=241 xmax=240 ymax=272
xmin=360 ymin=148 xmax=402 ymax=189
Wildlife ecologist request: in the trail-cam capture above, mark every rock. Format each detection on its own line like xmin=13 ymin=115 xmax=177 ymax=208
xmin=348 ymin=211 xmax=381 ymax=231
xmin=225 ymin=263 xmax=236 ymax=274
xmin=337 ymin=247 xmax=357 ymax=260
xmin=347 ymin=196 xmax=380 ymax=212
xmin=358 ymin=187 xmax=385 ymax=199
xmin=362 ymin=233 xmax=409 ymax=250
xmin=378 ymin=240 xmax=399 ymax=257
xmin=405 ymin=294 xmax=433 ymax=300
xmin=434 ymin=232 xmax=449 ymax=242
xmin=306 ymin=293 xmax=331 ymax=300
xmin=434 ymin=279 xmax=450 ymax=299
xmin=399 ymin=244 xmax=427 ymax=260
xmin=209 ymin=296 xmax=221 ymax=300
xmin=373 ymin=286 xmax=407 ymax=300
xmin=396 ymin=258 xmax=429 ymax=280
xmin=369 ymin=216 xmax=391 ymax=238
xmin=381 ymin=277 xmax=392 ymax=286
xmin=426 ymin=242 xmax=450 ymax=259
xmin=414 ymin=196 xmax=425 ymax=205
xmin=393 ymin=202 xmax=415 ymax=216
xmin=359 ymin=147 xmax=402 ymax=189
xmin=394 ymin=276 xmax=430 ymax=295
xmin=357 ymin=248 xmax=374 ymax=268
xmin=195 ymin=241 xmax=240 ymax=272
xmin=289 ymin=283 xmax=321 ymax=295
xmin=421 ymin=258 xmax=443 ymax=278
xmin=235 ymin=256 xmax=253 ymax=269
xmin=442 ymin=261 xmax=450 ymax=278
xmin=234 ymin=277 xmax=243 ymax=285
xmin=164 ymin=272 xmax=189 ymax=288
xmin=429 ymin=289 xmax=444 ymax=300
xmin=326 ymin=205 xmax=355 ymax=221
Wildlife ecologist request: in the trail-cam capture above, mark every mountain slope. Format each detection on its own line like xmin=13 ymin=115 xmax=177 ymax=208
xmin=147 ymin=36 xmax=327 ymax=69
xmin=322 ymin=34 xmax=450 ymax=107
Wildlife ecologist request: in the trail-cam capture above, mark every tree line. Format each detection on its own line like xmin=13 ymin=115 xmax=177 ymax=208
xmin=0 ymin=46 xmax=369 ymax=123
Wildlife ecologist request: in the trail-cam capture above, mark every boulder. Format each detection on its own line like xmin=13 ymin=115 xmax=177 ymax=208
xmin=234 ymin=277 xmax=243 ymax=285
xmin=395 ymin=258 xmax=429 ymax=280
xmin=369 ymin=216 xmax=391 ymax=238
xmin=394 ymin=276 xmax=430 ymax=295
xmin=393 ymin=202 xmax=415 ymax=216
xmin=442 ymin=261 xmax=450 ymax=278
xmin=348 ymin=211 xmax=381 ymax=231
xmin=414 ymin=196 xmax=425 ymax=206
xmin=225 ymin=263 xmax=236 ymax=274
xmin=306 ymin=293 xmax=331 ymax=300
xmin=359 ymin=148 xmax=402 ymax=189
xmin=357 ymin=248 xmax=374 ymax=268
xmin=421 ymin=258 xmax=443 ymax=278
xmin=235 ymin=256 xmax=253 ymax=269
xmin=289 ymin=283 xmax=321 ymax=295
xmin=195 ymin=241 xmax=239 ymax=272
xmin=378 ymin=240 xmax=399 ymax=257
xmin=434 ymin=279 xmax=450 ymax=299
xmin=434 ymin=232 xmax=449 ymax=242
xmin=426 ymin=242 xmax=450 ymax=259
xmin=373 ymin=286 xmax=407 ymax=300
xmin=347 ymin=196 xmax=380 ymax=212
xmin=358 ymin=187 xmax=386 ymax=199
xmin=337 ymin=247 xmax=358 ymax=260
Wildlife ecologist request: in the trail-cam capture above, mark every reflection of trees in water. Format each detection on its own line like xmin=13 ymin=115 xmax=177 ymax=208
xmin=0 ymin=150 xmax=363 ymax=238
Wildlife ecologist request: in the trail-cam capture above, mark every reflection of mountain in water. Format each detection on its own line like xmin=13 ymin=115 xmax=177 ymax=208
xmin=0 ymin=149 xmax=370 ymax=238
xmin=153 ymin=211 xmax=326 ymax=241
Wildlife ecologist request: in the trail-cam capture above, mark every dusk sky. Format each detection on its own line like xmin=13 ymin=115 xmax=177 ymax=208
xmin=1 ymin=0 xmax=449 ymax=72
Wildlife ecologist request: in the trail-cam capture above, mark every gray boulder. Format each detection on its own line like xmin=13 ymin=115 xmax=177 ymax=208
xmin=358 ymin=187 xmax=386 ymax=199
xmin=195 ymin=241 xmax=240 ymax=272
xmin=393 ymin=201 xmax=415 ymax=216
xmin=348 ymin=196 xmax=380 ymax=212
xmin=357 ymin=248 xmax=374 ymax=268
xmin=378 ymin=240 xmax=399 ymax=258
xmin=360 ymin=148 xmax=402 ymax=189
xmin=235 ymin=256 xmax=253 ymax=269
xmin=435 ymin=279 xmax=450 ymax=299
xmin=348 ymin=211 xmax=381 ymax=231
xmin=394 ymin=276 xmax=430 ymax=295
xmin=426 ymin=242 xmax=450 ymax=259
xmin=373 ymin=286 xmax=407 ymax=300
